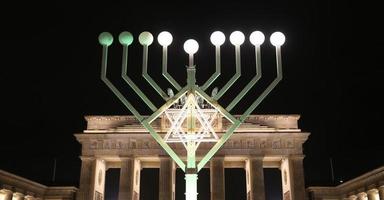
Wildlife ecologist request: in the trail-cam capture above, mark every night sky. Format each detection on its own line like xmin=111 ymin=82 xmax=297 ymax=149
xmin=1 ymin=0 xmax=384 ymax=199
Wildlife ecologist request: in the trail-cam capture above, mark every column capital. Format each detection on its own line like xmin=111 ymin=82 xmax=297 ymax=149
xmin=0 ymin=188 xmax=13 ymax=194
xmin=288 ymin=154 xmax=305 ymax=160
xmin=79 ymin=156 xmax=95 ymax=161
xmin=159 ymin=155 xmax=172 ymax=160
xmin=119 ymin=156 xmax=134 ymax=161
xmin=248 ymin=155 xmax=264 ymax=160
xmin=211 ymin=156 xmax=225 ymax=160
xmin=367 ymin=188 xmax=379 ymax=194
xmin=357 ymin=192 xmax=367 ymax=199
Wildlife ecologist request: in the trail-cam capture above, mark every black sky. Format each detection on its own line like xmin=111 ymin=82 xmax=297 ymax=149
xmin=1 ymin=0 xmax=383 ymax=197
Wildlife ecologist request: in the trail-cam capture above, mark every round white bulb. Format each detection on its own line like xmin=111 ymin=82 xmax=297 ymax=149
xmin=138 ymin=31 xmax=154 ymax=46
xmin=229 ymin=31 xmax=245 ymax=46
xmin=183 ymin=39 xmax=199 ymax=54
xmin=157 ymin=31 xmax=173 ymax=46
xmin=249 ymin=31 xmax=265 ymax=46
xmin=210 ymin=31 xmax=225 ymax=46
xmin=270 ymin=32 xmax=285 ymax=46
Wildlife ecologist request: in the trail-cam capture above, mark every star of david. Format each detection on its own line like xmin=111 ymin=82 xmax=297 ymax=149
xmin=163 ymin=93 xmax=220 ymax=150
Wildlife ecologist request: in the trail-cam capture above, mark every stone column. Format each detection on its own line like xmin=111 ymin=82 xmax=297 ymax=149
xmin=378 ymin=186 xmax=384 ymax=200
xmin=25 ymin=195 xmax=36 ymax=200
xmin=210 ymin=156 xmax=225 ymax=200
xmin=12 ymin=192 xmax=25 ymax=200
xmin=367 ymin=189 xmax=379 ymax=200
xmin=245 ymin=156 xmax=265 ymax=200
xmin=357 ymin=192 xmax=368 ymax=200
xmin=118 ymin=157 xmax=141 ymax=200
xmin=159 ymin=156 xmax=175 ymax=200
xmin=281 ymin=155 xmax=306 ymax=200
xmin=0 ymin=189 xmax=13 ymax=200
xmin=76 ymin=157 xmax=106 ymax=200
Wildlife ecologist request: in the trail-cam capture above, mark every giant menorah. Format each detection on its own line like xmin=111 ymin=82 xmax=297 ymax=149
xmin=98 ymin=30 xmax=285 ymax=200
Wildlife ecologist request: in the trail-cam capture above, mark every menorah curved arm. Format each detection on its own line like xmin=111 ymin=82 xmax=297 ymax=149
xmin=239 ymin=46 xmax=283 ymax=122
xmin=100 ymin=45 xmax=144 ymax=122
xmin=213 ymin=45 xmax=241 ymax=100
xmin=162 ymin=46 xmax=182 ymax=91
xmin=201 ymin=46 xmax=221 ymax=91
xmin=121 ymin=45 xmax=157 ymax=112
xmin=141 ymin=45 xmax=169 ymax=100
xmin=197 ymin=46 xmax=283 ymax=171
xmin=226 ymin=45 xmax=262 ymax=111
xmin=141 ymin=121 xmax=186 ymax=171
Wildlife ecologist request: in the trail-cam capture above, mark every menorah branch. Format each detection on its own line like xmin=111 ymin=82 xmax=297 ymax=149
xmin=162 ymin=46 xmax=182 ymax=91
xmin=214 ymin=45 xmax=242 ymax=100
xmin=121 ymin=45 xmax=158 ymax=112
xmin=100 ymin=45 xmax=144 ymax=121
xmin=240 ymin=46 xmax=283 ymax=122
xmin=141 ymin=45 xmax=169 ymax=100
xmin=201 ymin=46 xmax=221 ymax=91
xmin=226 ymin=45 xmax=262 ymax=111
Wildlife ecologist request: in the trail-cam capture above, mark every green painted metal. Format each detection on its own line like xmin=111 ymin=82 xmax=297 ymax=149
xmin=141 ymin=45 xmax=169 ymax=100
xmin=162 ymin=47 xmax=182 ymax=91
xmin=197 ymin=120 xmax=241 ymax=171
xmin=98 ymin=32 xmax=113 ymax=46
xmin=214 ymin=45 xmax=241 ymax=100
xmin=118 ymin=31 xmax=133 ymax=46
xmin=100 ymin=45 xmax=144 ymax=122
xmin=121 ymin=45 xmax=157 ymax=111
xmin=240 ymin=46 xmax=283 ymax=121
xmin=99 ymin=32 xmax=284 ymax=200
xmin=144 ymin=87 xmax=188 ymax=124
xmin=141 ymin=121 xmax=186 ymax=171
xmin=201 ymin=46 xmax=221 ymax=91
xmin=227 ymin=45 xmax=262 ymax=111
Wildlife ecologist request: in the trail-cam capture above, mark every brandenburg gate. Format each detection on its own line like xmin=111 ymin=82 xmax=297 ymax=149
xmin=75 ymin=30 xmax=310 ymax=200
xmin=75 ymin=114 xmax=309 ymax=200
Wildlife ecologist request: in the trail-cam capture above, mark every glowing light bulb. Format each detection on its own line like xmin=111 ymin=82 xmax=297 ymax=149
xmin=270 ymin=32 xmax=285 ymax=46
xmin=210 ymin=31 xmax=225 ymax=46
xmin=183 ymin=39 xmax=199 ymax=54
xmin=249 ymin=31 xmax=265 ymax=46
xmin=138 ymin=31 xmax=154 ymax=46
xmin=229 ymin=31 xmax=245 ymax=46
xmin=98 ymin=32 xmax=113 ymax=46
xmin=118 ymin=31 xmax=133 ymax=46
xmin=157 ymin=31 xmax=173 ymax=46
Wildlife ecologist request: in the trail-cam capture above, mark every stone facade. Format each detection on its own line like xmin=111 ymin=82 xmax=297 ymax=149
xmin=307 ymin=166 xmax=384 ymax=200
xmin=0 ymin=169 xmax=77 ymax=200
xmin=75 ymin=114 xmax=310 ymax=200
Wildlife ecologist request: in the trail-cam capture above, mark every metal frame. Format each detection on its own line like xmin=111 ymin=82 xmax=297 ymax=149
xmin=98 ymin=31 xmax=283 ymax=200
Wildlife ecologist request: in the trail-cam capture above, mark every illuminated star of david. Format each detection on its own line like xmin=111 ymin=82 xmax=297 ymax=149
xmin=163 ymin=94 xmax=219 ymax=150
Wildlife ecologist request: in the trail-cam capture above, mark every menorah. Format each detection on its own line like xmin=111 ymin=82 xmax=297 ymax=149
xmin=98 ymin=30 xmax=285 ymax=200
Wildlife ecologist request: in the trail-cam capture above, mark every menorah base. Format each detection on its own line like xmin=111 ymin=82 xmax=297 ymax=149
xmin=185 ymin=173 xmax=198 ymax=200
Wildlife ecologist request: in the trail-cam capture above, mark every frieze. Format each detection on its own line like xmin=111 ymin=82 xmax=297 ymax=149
xmin=87 ymin=138 xmax=299 ymax=150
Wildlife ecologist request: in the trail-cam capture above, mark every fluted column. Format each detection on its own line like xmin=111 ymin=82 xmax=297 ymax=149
xmin=246 ymin=156 xmax=265 ymax=200
xmin=210 ymin=156 xmax=225 ymax=200
xmin=378 ymin=186 xmax=384 ymax=200
xmin=159 ymin=156 xmax=175 ymax=200
xmin=280 ymin=155 xmax=306 ymax=200
xmin=12 ymin=192 xmax=24 ymax=200
xmin=0 ymin=189 xmax=13 ymax=200
xmin=25 ymin=195 xmax=36 ymax=200
xmin=367 ymin=189 xmax=379 ymax=200
xmin=118 ymin=157 xmax=141 ymax=200
xmin=357 ymin=192 xmax=368 ymax=200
